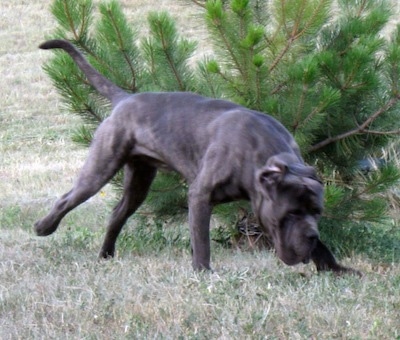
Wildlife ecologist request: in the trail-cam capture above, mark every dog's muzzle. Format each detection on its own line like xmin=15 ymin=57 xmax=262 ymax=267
xmin=302 ymin=233 xmax=319 ymax=264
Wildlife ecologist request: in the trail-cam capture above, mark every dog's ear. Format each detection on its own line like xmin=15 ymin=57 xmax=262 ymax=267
xmin=257 ymin=158 xmax=288 ymax=201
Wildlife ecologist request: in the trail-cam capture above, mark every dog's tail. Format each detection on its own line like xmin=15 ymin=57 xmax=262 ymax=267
xmin=39 ymin=39 xmax=127 ymax=104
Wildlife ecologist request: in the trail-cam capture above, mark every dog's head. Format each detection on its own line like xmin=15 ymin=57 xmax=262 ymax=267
xmin=255 ymin=153 xmax=323 ymax=265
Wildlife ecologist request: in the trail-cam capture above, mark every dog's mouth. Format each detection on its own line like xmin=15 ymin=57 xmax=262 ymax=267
xmin=302 ymin=255 xmax=311 ymax=264
xmin=278 ymin=248 xmax=306 ymax=266
xmin=301 ymin=240 xmax=318 ymax=264
xmin=279 ymin=244 xmax=315 ymax=265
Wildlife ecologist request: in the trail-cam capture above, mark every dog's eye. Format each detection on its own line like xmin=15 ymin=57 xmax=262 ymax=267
xmin=289 ymin=209 xmax=303 ymax=217
xmin=310 ymin=208 xmax=322 ymax=216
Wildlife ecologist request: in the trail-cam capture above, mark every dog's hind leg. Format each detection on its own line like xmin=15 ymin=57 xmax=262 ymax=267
xmin=99 ymin=161 xmax=157 ymax=258
xmin=34 ymin=121 xmax=129 ymax=237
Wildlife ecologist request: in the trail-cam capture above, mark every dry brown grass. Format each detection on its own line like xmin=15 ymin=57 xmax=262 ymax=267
xmin=1 ymin=1 xmax=400 ymax=339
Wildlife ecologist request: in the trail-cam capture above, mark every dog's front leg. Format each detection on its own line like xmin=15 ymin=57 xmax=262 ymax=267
xmin=311 ymin=240 xmax=362 ymax=276
xmin=188 ymin=187 xmax=213 ymax=271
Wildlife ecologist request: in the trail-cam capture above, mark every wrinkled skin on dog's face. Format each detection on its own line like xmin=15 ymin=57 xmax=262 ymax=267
xmin=255 ymin=157 xmax=324 ymax=266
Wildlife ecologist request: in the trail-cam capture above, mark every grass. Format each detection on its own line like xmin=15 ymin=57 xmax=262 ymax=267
xmin=1 ymin=0 xmax=400 ymax=338
xmin=1 ymin=227 xmax=399 ymax=339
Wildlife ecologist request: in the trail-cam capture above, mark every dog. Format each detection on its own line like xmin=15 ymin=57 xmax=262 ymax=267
xmin=35 ymin=39 xmax=359 ymax=275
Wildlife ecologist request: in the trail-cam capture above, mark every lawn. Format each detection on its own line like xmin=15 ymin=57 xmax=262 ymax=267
xmin=1 ymin=1 xmax=399 ymax=338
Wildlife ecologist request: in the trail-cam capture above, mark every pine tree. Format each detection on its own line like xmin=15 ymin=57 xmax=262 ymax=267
xmin=194 ymin=0 xmax=400 ymax=224
xmin=43 ymin=0 xmax=197 ymax=214
xmin=42 ymin=0 xmax=400 ymax=253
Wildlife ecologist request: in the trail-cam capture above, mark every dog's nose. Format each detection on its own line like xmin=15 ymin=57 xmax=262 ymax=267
xmin=308 ymin=235 xmax=319 ymax=246
xmin=307 ymin=229 xmax=319 ymax=244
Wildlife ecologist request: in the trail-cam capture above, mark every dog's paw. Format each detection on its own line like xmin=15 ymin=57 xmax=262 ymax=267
xmin=333 ymin=266 xmax=363 ymax=278
xmin=34 ymin=219 xmax=58 ymax=236
xmin=98 ymin=247 xmax=115 ymax=259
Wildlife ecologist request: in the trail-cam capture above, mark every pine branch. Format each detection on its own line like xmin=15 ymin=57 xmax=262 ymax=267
xmin=254 ymin=65 xmax=262 ymax=110
xmin=144 ymin=12 xmax=196 ymax=92
xmin=268 ymin=36 xmax=294 ymax=73
xmin=53 ymin=2 xmax=124 ymax=91
xmin=54 ymin=0 xmax=93 ymax=41
xmin=269 ymin=0 xmax=330 ymax=73
xmin=309 ymin=95 xmax=400 ymax=152
xmin=145 ymin=41 xmax=162 ymax=88
xmin=296 ymin=88 xmax=340 ymax=132
xmin=62 ymin=0 xmax=80 ymax=40
xmin=100 ymin=2 xmax=138 ymax=91
xmin=294 ymin=0 xmax=330 ymax=38
xmin=214 ymin=68 xmax=247 ymax=97
xmin=363 ymin=129 xmax=400 ymax=136
xmin=206 ymin=1 xmax=245 ymax=77
xmin=190 ymin=0 xmax=206 ymax=9
xmin=158 ymin=26 xmax=185 ymax=91
xmin=77 ymin=2 xmax=91 ymax=38
xmin=293 ymin=83 xmax=308 ymax=131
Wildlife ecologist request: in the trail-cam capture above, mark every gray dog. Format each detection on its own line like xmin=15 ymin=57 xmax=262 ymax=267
xmin=35 ymin=39 xmax=358 ymax=275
